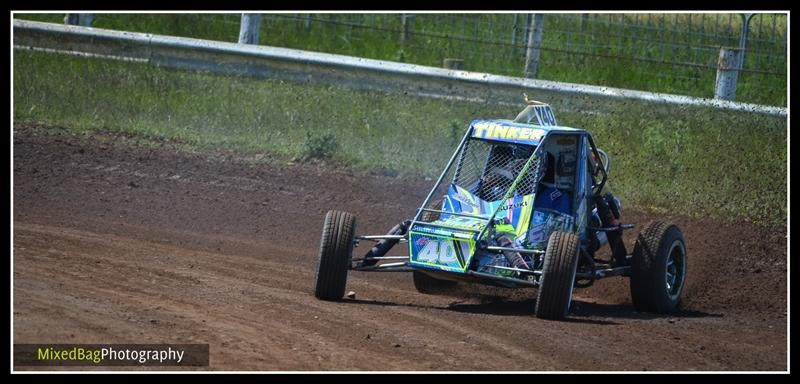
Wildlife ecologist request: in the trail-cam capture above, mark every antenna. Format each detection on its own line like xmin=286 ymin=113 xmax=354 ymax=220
xmin=523 ymin=93 xmax=545 ymax=105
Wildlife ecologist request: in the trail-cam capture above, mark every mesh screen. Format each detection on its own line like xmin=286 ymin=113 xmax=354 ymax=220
xmin=419 ymin=138 xmax=543 ymax=223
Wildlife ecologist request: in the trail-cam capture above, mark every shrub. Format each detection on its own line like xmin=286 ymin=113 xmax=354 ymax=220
xmin=300 ymin=130 xmax=339 ymax=161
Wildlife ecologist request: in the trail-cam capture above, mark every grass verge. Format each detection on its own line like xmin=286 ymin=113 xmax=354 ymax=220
xmin=13 ymin=49 xmax=787 ymax=227
xmin=13 ymin=13 xmax=787 ymax=106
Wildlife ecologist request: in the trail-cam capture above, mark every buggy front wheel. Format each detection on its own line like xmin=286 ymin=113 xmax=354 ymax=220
xmin=313 ymin=210 xmax=356 ymax=300
xmin=535 ymin=231 xmax=580 ymax=320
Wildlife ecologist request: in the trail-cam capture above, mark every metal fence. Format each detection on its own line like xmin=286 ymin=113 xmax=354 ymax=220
xmin=14 ymin=19 xmax=785 ymax=116
xmin=284 ymin=14 xmax=784 ymax=69
xmin=254 ymin=13 xmax=788 ymax=106
xmin=48 ymin=12 xmax=788 ymax=106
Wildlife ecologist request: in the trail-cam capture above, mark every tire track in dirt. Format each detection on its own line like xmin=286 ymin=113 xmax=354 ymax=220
xmin=13 ymin=125 xmax=787 ymax=370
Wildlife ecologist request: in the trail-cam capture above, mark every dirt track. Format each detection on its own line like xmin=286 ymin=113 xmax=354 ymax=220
xmin=13 ymin=124 xmax=787 ymax=371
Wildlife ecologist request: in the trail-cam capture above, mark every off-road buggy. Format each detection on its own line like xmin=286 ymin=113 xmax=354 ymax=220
xmin=313 ymin=99 xmax=687 ymax=320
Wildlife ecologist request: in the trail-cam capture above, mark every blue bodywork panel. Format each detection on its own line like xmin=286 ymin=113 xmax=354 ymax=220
xmin=469 ymin=119 xmax=582 ymax=146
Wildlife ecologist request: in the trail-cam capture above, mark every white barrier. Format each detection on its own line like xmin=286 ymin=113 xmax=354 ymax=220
xmin=13 ymin=19 xmax=787 ymax=117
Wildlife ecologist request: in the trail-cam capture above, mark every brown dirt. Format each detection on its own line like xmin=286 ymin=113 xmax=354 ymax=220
xmin=12 ymin=123 xmax=787 ymax=371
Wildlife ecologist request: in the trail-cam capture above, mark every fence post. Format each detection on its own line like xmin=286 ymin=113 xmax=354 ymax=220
xmin=738 ymin=13 xmax=756 ymax=72
xmin=511 ymin=14 xmax=519 ymax=50
xmin=580 ymin=13 xmax=589 ymax=30
xmin=443 ymin=58 xmax=464 ymax=70
xmin=401 ymin=14 xmax=413 ymax=42
xmin=524 ymin=14 xmax=544 ymax=79
xmin=64 ymin=13 xmax=93 ymax=27
xmin=715 ymin=47 xmax=742 ymax=101
xmin=238 ymin=13 xmax=262 ymax=45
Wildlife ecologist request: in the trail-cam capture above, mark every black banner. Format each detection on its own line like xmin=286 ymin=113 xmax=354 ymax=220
xmin=14 ymin=344 xmax=209 ymax=366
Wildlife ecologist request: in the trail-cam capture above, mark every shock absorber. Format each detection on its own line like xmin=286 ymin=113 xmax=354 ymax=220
xmin=496 ymin=234 xmax=530 ymax=270
xmin=361 ymin=221 xmax=410 ymax=267
xmin=593 ymin=193 xmax=628 ymax=267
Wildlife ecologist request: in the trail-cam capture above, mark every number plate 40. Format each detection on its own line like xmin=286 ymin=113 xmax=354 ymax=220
xmin=417 ymin=240 xmax=458 ymax=264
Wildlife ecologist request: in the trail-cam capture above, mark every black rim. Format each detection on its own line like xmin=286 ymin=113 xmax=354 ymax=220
xmin=665 ymin=239 xmax=685 ymax=299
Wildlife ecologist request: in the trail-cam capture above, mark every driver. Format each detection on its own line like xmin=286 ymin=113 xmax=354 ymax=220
xmin=501 ymin=145 xmax=533 ymax=179
xmin=482 ymin=145 xmax=534 ymax=200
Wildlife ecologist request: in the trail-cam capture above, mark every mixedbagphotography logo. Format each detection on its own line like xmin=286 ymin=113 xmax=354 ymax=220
xmin=14 ymin=344 xmax=209 ymax=366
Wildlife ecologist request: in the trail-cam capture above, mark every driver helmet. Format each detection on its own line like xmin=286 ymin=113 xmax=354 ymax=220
xmin=511 ymin=145 xmax=533 ymax=160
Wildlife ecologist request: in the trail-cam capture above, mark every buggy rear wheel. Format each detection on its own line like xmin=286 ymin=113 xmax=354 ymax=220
xmin=412 ymin=271 xmax=458 ymax=294
xmin=535 ymin=231 xmax=580 ymax=320
xmin=630 ymin=221 xmax=687 ymax=313
xmin=313 ymin=210 xmax=356 ymax=300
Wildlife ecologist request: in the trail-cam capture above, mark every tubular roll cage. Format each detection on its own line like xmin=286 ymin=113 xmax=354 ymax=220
xmin=407 ymin=125 xmax=609 ymax=236
xmin=351 ymin=123 xmax=627 ymax=286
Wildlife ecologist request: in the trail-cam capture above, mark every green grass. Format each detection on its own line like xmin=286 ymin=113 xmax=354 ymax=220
xmin=13 ymin=13 xmax=787 ymax=106
xmin=12 ymin=50 xmax=787 ymax=227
